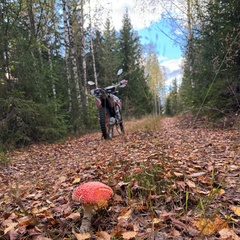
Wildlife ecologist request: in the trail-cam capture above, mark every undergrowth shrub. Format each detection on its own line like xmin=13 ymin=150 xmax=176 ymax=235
xmin=0 ymin=97 xmax=67 ymax=150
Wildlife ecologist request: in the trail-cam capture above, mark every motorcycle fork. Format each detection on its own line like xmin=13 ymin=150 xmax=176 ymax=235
xmin=95 ymin=98 xmax=102 ymax=108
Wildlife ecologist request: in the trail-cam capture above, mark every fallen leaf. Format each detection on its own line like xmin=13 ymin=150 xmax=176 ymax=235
xmin=2 ymin=116 xmax=240 ymax=239
xmin=73 ymin=178 xmax=81 ymax=184
xmin=8 ymin=229 xmax=19 ymax=240
xmin=215 ymin=188 xmax=225 ymax=195
xmin=230 ymin=205 xmax=240 ymax=216
xmin=96 ymin=231 xmax=111 ymax=240
xmin=174 ymin=172 xmax=183 ymax=177
xmin=66 ymin=212 xmax=81 ymax=220
xmin=189 ymin=172 xmax=206 ymax=177
xmin=194 ymin=216 xmax=228 ymax=235
xmin=118 ymin=207 xmax=132 ymax=220
xmin=153 ymin=218 xmax=161 ymax=224
xmin=122 ymin=231 xmax=137 ymax=239
xmin=4 ymin=222 xmax=18 ymax=235
xmin=72 ymin=229 xmax=91 ymax=240
xmin=213 ymin=215 xmax=228 ymax=231
xmin=219 ymin=228 xmax=239 ymax=240
xmin=18 ymin=215 xmax=36 ymax=226
xmin=33 ymin=236 xmax=52 ymax=240
xmin=169 ymin=228 xmax=181 ymax=237
xmin=194 ymin=218 xmax=215 ymax=235
xmin=186 ymin=179 xmax=196 ymax=188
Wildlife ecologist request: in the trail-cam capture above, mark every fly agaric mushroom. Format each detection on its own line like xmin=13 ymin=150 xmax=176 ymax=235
xmin=72 ymin=181 xmax=113 ymax=233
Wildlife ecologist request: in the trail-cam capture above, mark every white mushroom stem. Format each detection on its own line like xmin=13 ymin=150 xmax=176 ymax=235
xmin=80 ymin=205 xmax=94 ymax=233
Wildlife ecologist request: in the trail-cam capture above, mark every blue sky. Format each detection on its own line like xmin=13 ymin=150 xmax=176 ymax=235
xmin=138 ymin=20 xmax=183 ymax=62
xmin=89 ymin=1 xmax=184 ymax=61
xmin=89 ymin=0 xmax=185 ymax=85
xmin=138 ymin=20 xmax=184 ymax=86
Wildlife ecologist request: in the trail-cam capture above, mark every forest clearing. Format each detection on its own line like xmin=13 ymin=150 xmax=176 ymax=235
xmin=0 ymin=116 xmax=239 ymax=240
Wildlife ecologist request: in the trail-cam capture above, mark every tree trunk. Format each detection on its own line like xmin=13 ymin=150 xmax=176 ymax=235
xmin=187 ymin=0 xmax=194 ymax=88
xmin=88 ymin=0 xmax=98 ymax=88
xmin=62 ymin=0 xmax=73 ymax=112
xmin=67 ymin=0 xmax=81 ymax=108
xmin=49 ymin=48 xmax=57 ymax=111
xmin=80 ymin=0 xmax=88 ymax=106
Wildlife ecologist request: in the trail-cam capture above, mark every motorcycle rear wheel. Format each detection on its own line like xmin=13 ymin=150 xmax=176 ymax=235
xmin=99 ymin=107 xmax=111 ymax=139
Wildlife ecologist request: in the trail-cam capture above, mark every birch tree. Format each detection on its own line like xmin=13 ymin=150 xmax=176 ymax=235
xmin=67 ymin=0 xmax=81 ymax=108
xmin=79 ymin=0 xmax=88 ymax=105
xmin=88 ymin=0 xmax=98 ymax=87
xmin=145 ymin=46 xmax=165 ymax=115
xmin=62 ymin=0 xmax=73 ymax=112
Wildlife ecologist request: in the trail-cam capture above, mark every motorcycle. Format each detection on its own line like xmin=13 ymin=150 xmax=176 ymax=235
xmin=88 ymin=69 xmax=128 ymax=139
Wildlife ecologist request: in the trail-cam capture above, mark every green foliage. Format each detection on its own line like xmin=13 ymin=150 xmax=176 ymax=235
xmin=165 ymin=79 xmax=182 ymax=116
xmin=144 ymin=47 xmax=165 ymax=115
xmin=181 ymin=0 xmax=240 ymax=118
xmin=165 ymin=97 xmax=172 ymax=116
xmin=118 ymin=12 xmax=154 ymax=117
xmin=0 ymin=1 xmax=156 ymax=151
xmin=0 ymin=96 xmax=67 ymax=150
xmin=124 ymin=163 xmax=170 ymax=203
xmin=0 ymin=152 xmax=10 ymax=166
xmin=97 ymin=18 xmax=121 ymax=87
xmin=72 ymin=96 xmax=99 ymax=135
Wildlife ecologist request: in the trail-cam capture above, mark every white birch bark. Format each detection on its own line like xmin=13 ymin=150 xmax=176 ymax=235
xmin=66 ymin=0 xmax=81 ymax=107
xmin=80 ymin=0 xmax=88 ymax=106
xmin=62 ymin=0 xmax=73 ymax=111
xmin=187 ymin=0 xmax=194 ymax=88
xmin=49 ymin=48 xmax=57 ymax=106
xmin=88 ymin=0 xmax=98 ymax=88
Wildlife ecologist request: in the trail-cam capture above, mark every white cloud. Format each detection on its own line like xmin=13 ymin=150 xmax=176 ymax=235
xmin=87 ymin=0 xmax=189 ymax=33
xmin=88 ymin=0 xmax=167 ymax=31
xmin=160 ymin=58 xmax=183 ymax=87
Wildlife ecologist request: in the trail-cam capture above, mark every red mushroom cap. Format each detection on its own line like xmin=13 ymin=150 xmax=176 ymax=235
xmin=72 ymin=181 xmax=113 ymax=207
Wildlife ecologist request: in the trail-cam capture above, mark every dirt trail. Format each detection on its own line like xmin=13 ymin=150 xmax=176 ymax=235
xmin=0 ymin=117 xmax=239 ymax=239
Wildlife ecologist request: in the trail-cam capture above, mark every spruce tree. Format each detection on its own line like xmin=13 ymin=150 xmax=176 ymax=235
xmin=118 ymin=11 xmax=153 ymax=117
xmin=98 ymin=18 xmax=120 ymax=87
xmin=180 ymin=0 xmax=240 ymax=118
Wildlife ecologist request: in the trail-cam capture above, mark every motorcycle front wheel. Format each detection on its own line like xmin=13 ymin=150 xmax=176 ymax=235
xmin=99 ymin=107 xmax=112 ymax=139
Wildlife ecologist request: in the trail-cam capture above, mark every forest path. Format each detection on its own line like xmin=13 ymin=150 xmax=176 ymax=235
xmin=1 ymin=116 xmax=239 ymax=239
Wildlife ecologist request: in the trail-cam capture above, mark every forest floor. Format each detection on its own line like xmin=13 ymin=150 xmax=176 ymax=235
xmin=0 ymin=116 xmax=240 ymax=240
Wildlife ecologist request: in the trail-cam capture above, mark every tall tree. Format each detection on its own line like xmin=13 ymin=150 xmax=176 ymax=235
xmin=62 ymin=0 xmax=73 ymax=112
xmin=119 ymin=11 xmax=153 ymax=117
xmin=180 ymin=0 xmax=240 ymax=117
xmin=88 ymin=0 xmax=98 ymax=88
xmin=0 ymin=0 xmax=68 ymax=149
xmin=98 ymin=18 xmax=120 ymax=87
xmin=165 ymin=78 xmax=180 ymax=116
xmin=144 ymin=44 xmax=165 ymax=115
